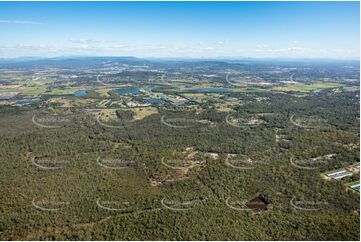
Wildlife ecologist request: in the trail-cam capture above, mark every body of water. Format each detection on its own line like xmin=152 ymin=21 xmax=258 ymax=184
xmin=115 ymin=88 xmax=141 ymax=95
xmin=0 ymin=95 xmax=13 ymax=100
xmin=15 ymin=98 xmax=39 ymax=104
xmin=74 ymin=90 xmax=87 ymax=97
xmin=145 ymin=98 xmax=165 ymax=104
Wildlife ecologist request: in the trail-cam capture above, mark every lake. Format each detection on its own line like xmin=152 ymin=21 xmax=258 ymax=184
xmin=73 ymin=90 xmax=87 ymax=97
xmin=145 ymin=98 xmax=165 ymax=104
xmin=115 ymin=88 xmax=141 ymax=95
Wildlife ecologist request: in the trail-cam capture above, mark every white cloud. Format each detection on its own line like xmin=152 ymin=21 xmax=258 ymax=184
xmin=255 ymin=42 xmax=311 ymax=56
xmin=0 ymin=40 xmax=358 ymax=59
xmin=252 ymin=41 xmax=359 ymax=59
xmin=68 ymin=39 xmax=114 ymax=44
xmin=68 ymin=39 xmax=129 ymax=50
xmin=256 ymin=44 xmax=269 ymax=49
xmin=0 ymin=20 xmax=44 ymax=25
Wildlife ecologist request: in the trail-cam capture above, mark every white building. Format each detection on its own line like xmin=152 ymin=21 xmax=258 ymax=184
xmin=325 ymin=169 xmax=353 ymax=180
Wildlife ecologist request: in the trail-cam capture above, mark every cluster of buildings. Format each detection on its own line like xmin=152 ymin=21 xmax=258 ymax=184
xmin=324 ymin=162 xmax=360 ymax=192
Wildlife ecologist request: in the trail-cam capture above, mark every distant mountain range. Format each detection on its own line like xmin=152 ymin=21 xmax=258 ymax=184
xmin=0 ymin=56 xmax=359 ymax=67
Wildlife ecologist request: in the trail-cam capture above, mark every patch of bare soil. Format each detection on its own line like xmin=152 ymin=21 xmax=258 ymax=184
xmin=150 ymin=147 xmax=206 ymax=186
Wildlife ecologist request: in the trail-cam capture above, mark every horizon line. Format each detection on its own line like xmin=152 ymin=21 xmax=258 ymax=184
xmin=0 ymin=55 xmax=359 ymax=62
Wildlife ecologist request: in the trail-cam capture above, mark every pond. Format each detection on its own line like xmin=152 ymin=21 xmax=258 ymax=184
xmin=145 ymin=98 xmax=165 ymax=104
xmin=73 ymin=90 xmax=87 ymax=97
xmin=15 ymin=98 xmax=40 ymax=105
xmin=0 ymin=95 xmax=14 ymax=100
xmin=115 ymin=88 xmax=141 ymax=95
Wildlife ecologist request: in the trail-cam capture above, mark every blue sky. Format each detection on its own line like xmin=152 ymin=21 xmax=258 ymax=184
xmin=0 ymin=1 xmax=359 ymax=59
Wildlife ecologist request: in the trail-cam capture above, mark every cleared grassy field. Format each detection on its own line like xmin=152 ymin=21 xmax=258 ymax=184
xmin=96 ymin=88 xmax=113 ymax=97
xmin=0 ymin=86 xmax=47 ymax=95
xmin=132 ymin=107 xmax=158 ymax=120
xmin=13 ymin=79 xmax=53 ymax=86
xmin=272 ymin=82 xmax=344 ymax=92
xmin=182 ymin=93 xmax=207 ymax=97
xmin=45 ymin=87 xmax=82 ymax=95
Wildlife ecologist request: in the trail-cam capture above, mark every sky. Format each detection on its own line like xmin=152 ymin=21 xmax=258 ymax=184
xmin=0 ymin=1 xmax=359 ymax=59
